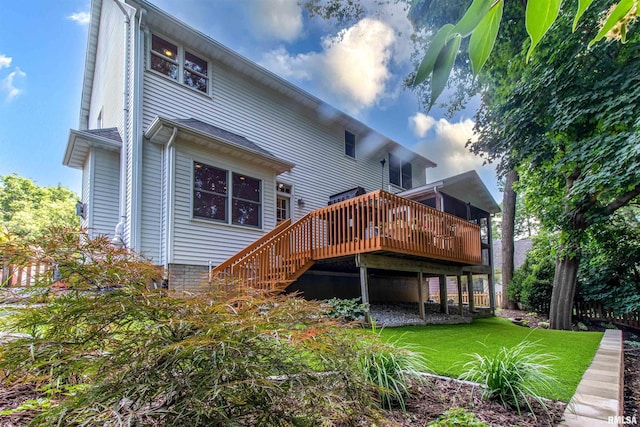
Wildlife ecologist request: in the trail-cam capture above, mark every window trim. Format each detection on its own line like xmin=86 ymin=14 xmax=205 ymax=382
xmin=148 ymin=33 xmax=210 ymax=95
xmin=191 ymin=160 xmax=263 ymax=229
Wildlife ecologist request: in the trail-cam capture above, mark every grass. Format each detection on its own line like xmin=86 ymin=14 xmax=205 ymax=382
xmin=378 ymin=317 xmax=603 ymax=402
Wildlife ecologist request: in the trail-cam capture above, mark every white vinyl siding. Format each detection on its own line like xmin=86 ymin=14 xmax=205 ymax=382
xmin=142 ymin=64 xmax=408 ymax=218
xmin=91 ymin=149 xmax=120 ymax=238
xmin=81 ymin=155 xmax=91 ymax=230
xmin=139 ymin=140 xmax=163 ymax=262
xmin=170 ymin=141 xmax=276 ymax=266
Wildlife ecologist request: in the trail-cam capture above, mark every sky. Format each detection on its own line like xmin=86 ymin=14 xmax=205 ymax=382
xmin=0 ymin=0 xmax=500 ymax=202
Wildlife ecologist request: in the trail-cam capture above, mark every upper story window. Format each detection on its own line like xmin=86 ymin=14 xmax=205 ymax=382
xmin=193 ymin=161 xmax=262 ymax=228
xmin=345 ymin=130 xmax=356 ymax=158
xmin=150 ymin=34 xmax=209 ymax=94
xmin=389 ymin=153 xmax=412 ymax=190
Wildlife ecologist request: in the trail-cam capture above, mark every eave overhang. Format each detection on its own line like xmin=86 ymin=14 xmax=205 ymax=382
xmin=145 ymin=116 xmax=295 ymax=174
xmin=63 ymin=128 xmax=122 ymax=169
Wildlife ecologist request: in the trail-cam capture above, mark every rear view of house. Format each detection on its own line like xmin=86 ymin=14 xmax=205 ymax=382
xmin=62 ymin=0 xmax=499 ymax=317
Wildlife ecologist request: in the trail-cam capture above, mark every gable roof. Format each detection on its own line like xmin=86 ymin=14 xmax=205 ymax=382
xmin=63 ymin=127 xmax=122 ymax=169
xmin=399 ymin=170 xmax=501 ymax=214
xmin=145 ymin=116 xmax=294 ymax=174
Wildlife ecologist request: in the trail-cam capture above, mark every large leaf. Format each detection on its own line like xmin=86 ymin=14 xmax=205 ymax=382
xmin=413 ymin=24 xmax=455 ymax=86
xmin=430 ymin=34 xmax=461 ymax=108
xmin=572 ymin=0 xmax=594 ymax=31
xmin=469 ymin=0 xmax=504 ymax=75
xmin=525 ymin=0 xmax=562 ymax=62
xmin=589 ymin=0 xmax=634 ymax=47
xmin=452 ymin=0 xmax=496 ymax=38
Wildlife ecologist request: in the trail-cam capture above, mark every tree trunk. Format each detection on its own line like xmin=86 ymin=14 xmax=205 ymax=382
xmin=501 ymin=169 xmax=518 ymax=310
xmin=549 ymin=254 xmax=580 ymax=330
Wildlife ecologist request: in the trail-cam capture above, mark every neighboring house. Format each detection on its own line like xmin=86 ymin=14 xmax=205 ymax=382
xmin=62 ymin=0 xmax=500 ymax=317
xmin=492 ymin=238 xmax=534 ymax=292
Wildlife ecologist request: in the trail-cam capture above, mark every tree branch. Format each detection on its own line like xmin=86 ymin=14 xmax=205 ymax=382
xmin=604 ymin=183 xmax=640 ymax=216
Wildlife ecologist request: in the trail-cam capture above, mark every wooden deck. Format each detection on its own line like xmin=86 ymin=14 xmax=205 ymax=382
xmin=211 ymin=190 xmax=482 ymax=291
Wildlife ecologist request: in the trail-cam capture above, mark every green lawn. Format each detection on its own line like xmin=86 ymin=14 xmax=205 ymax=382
xmin=378 ymin=317 xmax=603 ymax=402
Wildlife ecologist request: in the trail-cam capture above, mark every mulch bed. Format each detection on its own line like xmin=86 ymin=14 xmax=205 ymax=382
xmin=1 ymin=309 xmax=637 ymax=426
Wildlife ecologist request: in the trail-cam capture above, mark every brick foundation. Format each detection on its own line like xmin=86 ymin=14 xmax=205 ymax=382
xmin=167 ymin=264 xmax=210 ymax=292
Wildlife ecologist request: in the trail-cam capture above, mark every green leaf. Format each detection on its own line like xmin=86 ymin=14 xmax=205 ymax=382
xmin=525 ymin=0 xmax=562 ymax=62
xmin=589 ymin=0 xmax=634 ymax=47
xmin=452 ymin=0 xmax=496 ymax=38
xmin=413 ymin=24 xmax=454 ymax=86
xmin=430 ymin=34 xmax=461 ymax=109
xmin=469 ymin=0 xmax=504 ymax=75
xmin=573 ymin=0 xmax=594 ymax=31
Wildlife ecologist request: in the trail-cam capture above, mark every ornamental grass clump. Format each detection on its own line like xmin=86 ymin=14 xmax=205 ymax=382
xmin=360 ymin=324 xmax=429 ymax=411
xmin=459 ymin=340 xmax=558 ymax=415
xmin=0 ymin=227 xmax=410 ymax=426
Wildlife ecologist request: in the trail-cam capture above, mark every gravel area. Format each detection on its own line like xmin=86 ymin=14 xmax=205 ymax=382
xmin=369 ymin=303 xmax=472 ymax=327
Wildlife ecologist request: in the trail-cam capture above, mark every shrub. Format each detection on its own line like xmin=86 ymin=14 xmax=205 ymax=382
xmin=0 ymin=228 xmax=404 ymax=426
xmin=323 ymin=297 xmax=369 ymax=322
xmin=459 ymin=341 xmax=557 ymax=415
xmin=426 ymin=407 xmax=490 ymax=426
xmin=360 ymin=329 xmax=428 ymax=411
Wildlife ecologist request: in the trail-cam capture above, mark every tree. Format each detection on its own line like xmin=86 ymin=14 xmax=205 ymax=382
xmin=412 ymin=0 xmax=639 ymax=108
xmin=501 ymin=169 xmax=518 ymax=309
xmin=471 ymin=1 xmax=640 ymax=329
xmin=0 ymin=174 xmax=79 ymax=238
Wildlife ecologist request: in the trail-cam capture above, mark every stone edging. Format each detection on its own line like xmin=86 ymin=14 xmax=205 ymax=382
xmin=559 ymin=329 xmax=624 ymax=426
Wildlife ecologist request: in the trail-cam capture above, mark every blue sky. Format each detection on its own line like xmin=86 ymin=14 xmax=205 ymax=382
xmin=0 ymin=0 xmax=499 ymax=201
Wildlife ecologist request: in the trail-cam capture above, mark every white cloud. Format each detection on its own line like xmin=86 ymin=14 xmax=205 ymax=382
xmin=67 ymin=11 xmax=90 ymax=26
xmin=324 ymin=18 xmax=395 ymax=108
xmin=247 ymin=0 xmax=303 ymax=42
xmin=1 ymin=67 xmax=27 ymax=101
xmin=0 ymin=54 xmax=11 ymax=69
xmin=411 ymin=117 xmax=489 ymax=180
xmin=260 ymin=18 xmax=397 ymax=114
xmin=409 ymin=112 xmax=436 ymax=137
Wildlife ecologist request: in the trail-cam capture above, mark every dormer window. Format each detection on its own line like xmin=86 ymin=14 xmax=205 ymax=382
xmin=150 ymin=34 xmax=209 ymax=94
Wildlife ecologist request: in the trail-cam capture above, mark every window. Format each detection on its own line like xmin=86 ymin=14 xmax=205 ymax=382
xmin=345 ymin=130 xmax=356 ymax=158
xmin=192 ymin=161 xmax=262 ymax=228
xmin=150 ymin=34 xmax=209 ymax=93
xmin=388 ymin=153 xmax=412 ymax=190
xmin=232 ymin=173 xmax=261 ymax=227
xmin=276 ymin=182 xmax=292 ymax=223
xmin=193 ymin=162 xmax=227 ymax=222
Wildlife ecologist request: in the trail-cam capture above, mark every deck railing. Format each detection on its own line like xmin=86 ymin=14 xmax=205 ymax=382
xmin=211 ymin=190 xmax=482 ymax=290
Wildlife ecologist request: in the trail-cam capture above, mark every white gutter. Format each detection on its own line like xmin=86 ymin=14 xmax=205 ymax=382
xmin=164 ymin=127 xmax=178 ymax=269
xmin=111 ymin=0 xmax=132 ymax=248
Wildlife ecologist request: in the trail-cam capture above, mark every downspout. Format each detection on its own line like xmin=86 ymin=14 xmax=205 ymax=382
xmin=434 ymin=186 xmax=444 ymax=212
xmin=111 ymin=0 xmax=132 ymax=248
xmin=164 ymin=127 xmax=178 ymax=271
xmin=130 ymin=7 xmax=146 ymax=251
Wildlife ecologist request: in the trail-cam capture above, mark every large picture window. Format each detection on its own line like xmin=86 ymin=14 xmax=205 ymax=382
xmin=192 ymin=162 xmax=262 ymax=228
xmin=388 ymin=153 xmax=412 ymax=190
xmin=150 ymin=34 xmax=209 ymax=94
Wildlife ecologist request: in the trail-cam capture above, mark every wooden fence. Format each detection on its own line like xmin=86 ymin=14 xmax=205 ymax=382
xmin=1 ymin=263 xmax=50 ymax=287
xmin=430 ymin=291 xmax=503 ymax=308
xmin=573 ymin=301 xmax=640 ymax=329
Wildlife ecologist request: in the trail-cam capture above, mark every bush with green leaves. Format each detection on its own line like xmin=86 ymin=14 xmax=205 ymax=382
xmin=360 ymin=325 xmax=428 ymax=411
xmin=0 ymin=227 xmax=422 ymax=425
xmin=426 ymin=407 xmax=490 ymax=427
xmin=459 ymin=341 xmax=557 ymax=415
xmin=323 ymin=297 xmax=369 ymax=322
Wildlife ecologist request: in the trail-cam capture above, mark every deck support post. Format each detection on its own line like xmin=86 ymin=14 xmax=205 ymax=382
xmin=359 ymin=265 xmax=371 ymax=323
xmin=488 ymin=272 xmax=496 ymax=314
xmin=466 ymin=272 xmax=475 ymax=314
xmin=417 ymin=271 xmax=425 ymax=320
xmin=439 ymin=274 xmax=448 ymax=314
xmin=456 ymin=275 xmax=464 ymax=316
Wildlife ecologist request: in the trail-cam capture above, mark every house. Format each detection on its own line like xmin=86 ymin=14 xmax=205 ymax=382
xmin=62 ymin=0 xmax=500 ymax=318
